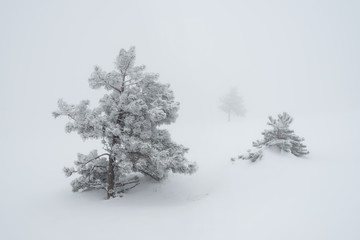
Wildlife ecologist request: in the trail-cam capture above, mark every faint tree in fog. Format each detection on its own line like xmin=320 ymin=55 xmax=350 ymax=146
xmin=53 ymin=47 xmax=197 ymax=199
xmin=219 ymin=88 xmax=246 ymax=121
xmin=233 ymin=112 xmax=309 ymax=162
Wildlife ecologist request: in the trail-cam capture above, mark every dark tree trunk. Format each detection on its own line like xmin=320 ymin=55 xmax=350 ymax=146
xmin=107 ymin=155 xmax=115 ymax=199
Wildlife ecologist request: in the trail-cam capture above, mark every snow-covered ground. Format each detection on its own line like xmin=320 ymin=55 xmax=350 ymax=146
xmin=2 ymin=112 xmax=359 ymax=240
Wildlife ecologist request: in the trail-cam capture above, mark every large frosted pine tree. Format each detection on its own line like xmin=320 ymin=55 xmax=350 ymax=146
xmin=54 ymin=47 xmax=197 ymax=199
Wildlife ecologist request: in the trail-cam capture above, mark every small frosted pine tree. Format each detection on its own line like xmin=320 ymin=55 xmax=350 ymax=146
xmin=219 ymin=88 xmax=246 ymax=121
xmin=233 ymin=112 xmax=309 ymax=162
xmin=54 ymin=47 xmax=197 ymax=199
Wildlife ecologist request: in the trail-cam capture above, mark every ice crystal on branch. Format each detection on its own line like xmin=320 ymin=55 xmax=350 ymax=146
xmin=235 ymin=112 xmax=309 ymax=162
xmin=54 ymin=47 xmax=197 ymax=199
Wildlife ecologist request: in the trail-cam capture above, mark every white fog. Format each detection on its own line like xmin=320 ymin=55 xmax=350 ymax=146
xmin=1 ymin=0 xmax=359 ymax=239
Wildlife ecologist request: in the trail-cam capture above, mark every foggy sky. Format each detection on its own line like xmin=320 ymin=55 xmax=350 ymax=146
xmin=1 ymin=0 xmax=359 ymax=155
